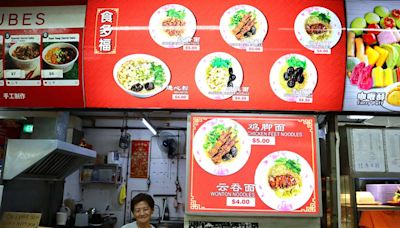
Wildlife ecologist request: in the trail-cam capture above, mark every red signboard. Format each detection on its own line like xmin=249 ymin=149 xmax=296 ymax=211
xmin=130 ymin=140 xmax=150 ymax=178
xmin=84 ymin=0 xmax=346 ymax=111
xmin=0 ymin=5 xmax=86 ymax=108
xmin=187 ymin=114 xmax=320 ymax=216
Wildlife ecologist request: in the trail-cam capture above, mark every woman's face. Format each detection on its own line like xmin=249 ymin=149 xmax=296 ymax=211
xmin=133 ymin=201 xmax=153 ymax=225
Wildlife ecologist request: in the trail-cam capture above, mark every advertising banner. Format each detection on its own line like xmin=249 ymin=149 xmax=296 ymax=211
xmin=84 ymin=0 xmax=346 ymax=111
xmin=344 ymin=1 xmax=400 ymax=112
xmin=187 ymin=113 xmax=321 ymax=216
xmin=0 ymin=6 xmax=86 ymax=107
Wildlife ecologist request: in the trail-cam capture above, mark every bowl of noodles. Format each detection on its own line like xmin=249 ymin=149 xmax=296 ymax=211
xmin=254 ymin=151 xmax=314 ymax=211
xmin=42 ymin=43 xmax=78 ymax=73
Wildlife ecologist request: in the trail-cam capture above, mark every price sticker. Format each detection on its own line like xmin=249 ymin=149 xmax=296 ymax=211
xmin=232 ymin=95 xmax=249 ymax=102
xmin=227 ymin=197 xmax=255 ymax=207
xmin=246 ymin=46 xmax=263 ymax=52
xmin=172 ymin=94 xmax=189 ymax=100
xmin=183 ymin=45 xmax=200 ymax=51
xmin=296 ymin=96 xmax=313 ymax=103
xmin=250 ymin=136 xmax=275 ymax=145
xmin=314 ymin=48 xmax=331 ymax=55
xmin=41 ymin=69 xmax=63 ymax=78
xmin=4 ymin=70 xmax=25 ymax=79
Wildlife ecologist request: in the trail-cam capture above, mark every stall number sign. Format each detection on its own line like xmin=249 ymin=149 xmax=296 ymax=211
xmin=0 ymin=212 xmax=41 ymax=228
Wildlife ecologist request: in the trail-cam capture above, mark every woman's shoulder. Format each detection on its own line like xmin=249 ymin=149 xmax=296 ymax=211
xmin=121 ymin=221 xmax=137 ymax=228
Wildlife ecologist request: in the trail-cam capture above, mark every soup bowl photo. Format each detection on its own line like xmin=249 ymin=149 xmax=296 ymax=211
xmin=42 ymin=43 xmax=79 ymax=73
xmin=8 ymin=42 xmax=40 ymax=71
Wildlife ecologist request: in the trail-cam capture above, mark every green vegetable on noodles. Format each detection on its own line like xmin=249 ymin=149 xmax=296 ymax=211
xmin=211 ymin=57 xmax=232 ymax=69
xmin=229 ymin=10 xmax=256 ymax=27
xmin=286 ymin=56 xmax=307 ymax=69
xmin=310 ymin=11 xmax=331 ymax=23
xmin=167 ymin=9 xmax=186 ymax=19
xmin=150 ymin=63 xmax=166 ymax=87
xmin=274 ymin=157 xmax=301 ymax=174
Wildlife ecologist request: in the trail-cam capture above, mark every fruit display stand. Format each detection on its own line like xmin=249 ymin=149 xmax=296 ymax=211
xmin=339 ymin=126 xmax=400 ymax=228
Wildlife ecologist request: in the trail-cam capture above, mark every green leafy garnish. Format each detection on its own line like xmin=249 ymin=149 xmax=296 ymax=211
xmin=275 ymin=158 xmax=301 ymax=174
xmin=203 ymin=124 xmax=226 ymax=151
xmin=166 ymin=9 xmax=186 ymax=19
xmin=211 ymin=57 xmax=231 ymax=68
xmin=310 ymin=11 xmax=331 ymax=23
xmin=286 ymin=56 xmax=306 ymax=69
xmin=229 ymin=10 xmax=256 ymax=27
xmin=150 ymin=63 xmax=166 ymax=87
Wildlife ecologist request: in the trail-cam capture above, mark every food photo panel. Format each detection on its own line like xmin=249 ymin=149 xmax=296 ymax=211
xmin=219 ymin=4 xmax=268 ymax=50
xmin=188 ymin=114 xmax=321 ymax=216
xmin=294 ymin=6 xmax=342 ymax=51
xmin=149 ymin=4 xmax=197 ymax=48
xmin=4 ymin=34 xmax=41 ymax=86
xmin=41 ymin=33 xmax=80 ymax=86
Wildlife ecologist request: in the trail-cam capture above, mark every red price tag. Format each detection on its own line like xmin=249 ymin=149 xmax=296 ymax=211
xmin=226 ymin=197 xmax=255 ymax=207
xmin=250 ymin=136 xmax=276 ymax=145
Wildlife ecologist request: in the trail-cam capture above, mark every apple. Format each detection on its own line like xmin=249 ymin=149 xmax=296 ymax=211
xmin=362 ymin=33 xmax=377 ymax=45
xmin=367 ymin=23 xmax=381 ymax=35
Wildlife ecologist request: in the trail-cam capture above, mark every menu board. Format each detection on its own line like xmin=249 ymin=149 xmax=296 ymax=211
xmin=344 ymin=0 xmax=400 ymax=112
xmin=350 ymin=128 xmax=385 ymax=172
xmin=0 ymin=6 xmax=86 ymax=107
xmin=187 ymin=114 xmax=321 ymax=216
xmin=84 ymin=0 xmax=346 ymax=111
xmin=384 ymin=129 xmax=400 ymax=172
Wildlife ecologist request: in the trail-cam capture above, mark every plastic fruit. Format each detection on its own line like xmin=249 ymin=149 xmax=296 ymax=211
xmin=380 ymin=17 xmax=395 ymax=28
xmin=362 ymin=33 xmax=377 ymax=45
xmin=350 ymin=17 xmax=367 ymax=36
xmin=365 ymin=12 xmax=381 ymax=24
xmin=367 ymin=23 xmax=381 ymax=35
xmin=391 ymin=9 xmax=400 ymax=19
xmin=374 ymin=6 xmax=390 ymax=18
xmin=380 ymin=44 xmax=399 ymax=69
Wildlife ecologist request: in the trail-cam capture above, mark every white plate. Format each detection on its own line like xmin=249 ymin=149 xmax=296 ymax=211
xmin=254 ymin=151 xmax=315 ymax=211
xmin=220 ymin=5 xmax=268 ymax=50
xmin=294 ymin=6 xmax=342 ymax=51
xmin=195 ymin=52 xmax=243 ymax=100
xmin=382 ymin=82 xmax=400 ymax=111
xmin=149 ymin=4 xmax=197 ymax=48
xmin=192 ymin=118 xmax=251 ymax=176
xmin=269 ymin=53 xmax=317 ymax=102
xmin=113 ymin=54 xmax=171 ymax=98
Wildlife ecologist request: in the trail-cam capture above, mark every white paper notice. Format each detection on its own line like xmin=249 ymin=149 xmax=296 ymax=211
xmin=384 ymin=129 xmax=400 ymax=172
xmin=351 ymin=128 xmax=385 ymax=172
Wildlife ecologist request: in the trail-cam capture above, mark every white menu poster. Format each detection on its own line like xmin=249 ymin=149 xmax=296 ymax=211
xmin=384 ymin=129 xmax=400 ymax=172
xmin=351 ymin=129 xmax=385 ymax=172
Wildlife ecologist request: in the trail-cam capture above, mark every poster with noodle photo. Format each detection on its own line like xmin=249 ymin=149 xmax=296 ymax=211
xmin=187 ymin=113 xmax=321 ymax=216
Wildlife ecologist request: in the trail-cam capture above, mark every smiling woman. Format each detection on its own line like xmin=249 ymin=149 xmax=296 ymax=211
xmin=122 ymin=193 xmax=155 ymax=228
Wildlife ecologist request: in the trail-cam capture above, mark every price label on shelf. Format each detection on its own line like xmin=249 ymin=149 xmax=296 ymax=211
xmin=250 ymin=136 xmax=275 ymax=145
xmin=227 ymin=197 xmax=255 ymax=207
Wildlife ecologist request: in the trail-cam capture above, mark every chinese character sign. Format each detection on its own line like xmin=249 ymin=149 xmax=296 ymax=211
xmin=130 ymin=140 xmax=150 ymax=178
xmin=95 ymin=8 xmax=118 ymax=54
xmin=187 ymin=114 xmax=321 ymax=216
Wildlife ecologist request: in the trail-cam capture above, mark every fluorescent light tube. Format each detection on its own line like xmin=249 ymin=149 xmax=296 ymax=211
xmin=346 ymin=115 xmax=374 ymax=120
xmin=142 ymin=118 xmax=157 ymax=135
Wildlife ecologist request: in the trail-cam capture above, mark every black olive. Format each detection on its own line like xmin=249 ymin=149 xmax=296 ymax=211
xmin=295 ymin=67 xmax=304 ymax=76
xmin=245 ymin=31 xmax=252 ymax=37
xmin=230 ymin=146 xmax=238 ymax=157
xmin=222 ymin=153 xmax=233 ymax=161
xmin=297 ymin=75 xmax=304 ymax=83
xmin=229 ymin=74 xmax=236 ymax=81
xmin=131 ymin=83 xmax=143 ymax=92
xmin=287 ymin=67 xmax=295 ymax=75
xmin=283 ymin=72 xmax=290 ymax=80
xmin=250 ymin=26 xmax=256 ymax=35
xmin=228 ymin=67 xmax=233 ymax=75
xmin=287 ymin=79 xmax=296 ymax=88
xmin=145 ymin=82 xmax=155 ymax=90
xmin=227 ymin=81 xmax=233 ymax=87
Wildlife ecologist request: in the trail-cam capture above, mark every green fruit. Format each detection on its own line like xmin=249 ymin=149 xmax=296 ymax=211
xmin=380 ymin=44 xmax=399 ymax=69
xmin=350 ymin=17 xmax=367 ymax=36
xmin=374 ymin=6 xmax=390 ymax=18
xmin=365 ymin=12 xmax=380 ymax=24
xmin=392 ymin=44 xmax=400 ymax=67
xmin=396 ymin=18 xmax=400 ymax=28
